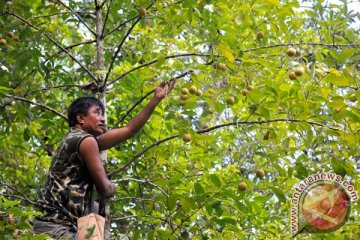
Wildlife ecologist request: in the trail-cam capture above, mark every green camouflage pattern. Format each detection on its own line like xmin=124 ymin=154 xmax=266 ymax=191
xmin=37 ymin=127 xmax=95 ymax=226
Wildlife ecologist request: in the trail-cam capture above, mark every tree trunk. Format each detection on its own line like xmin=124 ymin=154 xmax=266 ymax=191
xmin=94 ymin=2 xmax=111 ymax=239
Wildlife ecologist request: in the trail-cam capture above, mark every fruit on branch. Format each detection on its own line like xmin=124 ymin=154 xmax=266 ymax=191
xmin=208 ymin=108 xmax=214 ymax=114
xmin=263 ymin=131 xmax=270 ymax=140
xmin=214 ymin=63 xmax=226 ymax=71
xmin=241 ymin=88 xmax=249 ymax=96
xmin=246 ymin=85 xmax=254 ymax=91
xmin=238 ymin=182 xmax=247 ymax=191
xmin=288 ymin=71 xmax=297 ymax=80
xmin=0 ymin=38 xmax=7 ymax=45
xmin=195 ymin=89 xmax=202 ymax=96
xmin=294 ymin=67 xmax=305 ymax=76
xmin=256 ymin=169 xmax=265 ymax=178
xmin=350 ymin=179 xmax=355 ymax=185
xmin=148 ymin=27 xmax=153 ymax=33
xmin=13 ymin=35 xmax=19 ymax=42
xmin=226 ymin=96 xmax=235 ymax=105
xmin=181 ymin=94 xmax=189 ymax=100
xmin=189 ymin=85 xmax=198 ymax=94
xmin=181 ymin=88 xmax=189 ymax=95
xmin=287 ymin=47 xmax=297 ymax=57
xmin=7 ymin=32 xmax=14 ymax=39
xmin=138 ymin=7 xmax=147 ymax=17
xmin=183 ymin=133 xmax=192 ymax=142
xmin=257 ymin=31 xmax=264 ymax=39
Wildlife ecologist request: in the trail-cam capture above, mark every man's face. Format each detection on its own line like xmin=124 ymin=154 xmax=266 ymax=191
xmin=79 ymin=105 xmax=106 ymax=136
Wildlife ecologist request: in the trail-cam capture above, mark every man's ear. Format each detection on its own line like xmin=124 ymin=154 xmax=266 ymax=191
xmin=76 ymin=113 xmax=85 ymax=125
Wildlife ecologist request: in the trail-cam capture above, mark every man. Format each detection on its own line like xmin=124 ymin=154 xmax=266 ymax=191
xmin=33 ymin=81 xmax=175 ymax=239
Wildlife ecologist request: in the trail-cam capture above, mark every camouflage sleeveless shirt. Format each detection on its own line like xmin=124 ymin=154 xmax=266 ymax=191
xmin=37 ymin=127 xmax=96 ymax=226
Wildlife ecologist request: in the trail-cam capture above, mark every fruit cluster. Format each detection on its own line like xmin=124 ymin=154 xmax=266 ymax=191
xmin=0 ymin=31 xmax=20 ymax=46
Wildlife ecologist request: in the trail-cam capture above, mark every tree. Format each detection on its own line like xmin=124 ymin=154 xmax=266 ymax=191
xmin=0 ymin=0 xmax=359 ymax=239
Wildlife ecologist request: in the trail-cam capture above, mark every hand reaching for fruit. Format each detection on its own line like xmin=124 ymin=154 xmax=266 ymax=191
xmin=154 ymin=80 xmax=176 ymax=100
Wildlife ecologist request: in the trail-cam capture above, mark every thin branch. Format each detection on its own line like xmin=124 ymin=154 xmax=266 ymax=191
xmin=107 ymin=53 xmax=211 ymax=87
xmin=109 ymin=118 xmax=341 ymax=177
xmin=31 ymin=11 xmax=95 ymax=20
xmin=101 ymin=0 xmax=112 ymax=37
xmin=104 ymin=16 xmax=138 ymax=37
xmin=116 ymin=178 xmax=169 ymax=197
xmin=111 ymin=215 xmax=137 ymax=221
xmin=113 ymin=71 xmax=192 ymax=127
xmin=103 ymin=1 xmax=156 ymax=87
xmin=3 ymin=10 xmax=98 ymax=83
xmin=1 ymin=183 xmax=38 ymax=206
xmin=244 ymin=42 xmax=358 ymax=52
xmin=54 ymin=0 xmax=96 ymax=36
xmin=4 ymin=94 xmax=67 ymax=120
xmin=103 ymin=17 xmax=141 ymax=87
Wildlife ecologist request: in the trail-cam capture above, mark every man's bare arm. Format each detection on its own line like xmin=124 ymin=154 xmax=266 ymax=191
xmin=79 ymin=137 xmax=116 ymax=197
xmin=97 ymin=81 xmax=175 ymax=150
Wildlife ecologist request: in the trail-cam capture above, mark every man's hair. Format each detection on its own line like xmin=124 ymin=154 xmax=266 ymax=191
xmin=68 ymin=97 xmax=105 ymax=127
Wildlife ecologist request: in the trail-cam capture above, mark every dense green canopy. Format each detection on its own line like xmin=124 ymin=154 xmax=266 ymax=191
xmin=0 ymin=0 xmax=359 ymax=239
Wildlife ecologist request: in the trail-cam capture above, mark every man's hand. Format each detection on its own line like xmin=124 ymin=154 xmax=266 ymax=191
xmin=154 ymin=80 xmax=176 ymax=100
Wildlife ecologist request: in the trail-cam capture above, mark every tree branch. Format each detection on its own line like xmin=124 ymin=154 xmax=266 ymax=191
xmin=106 ymin=53 xmax=212 ymax=87
xmin=244 ymin=42 xmax=358 ymax=52
xmin=103 ymin=17 xmax=141 ymax=88
xmin=4 ymin=94 xmax=67 ymax=120
xmin=113 ymin=71 xmax=192 ymax=128
xmin=116 ymin=178 xmax=169 ymax=197
xmin=104 ymin=15 xmax=138 ymax=37
xmin=109 ymin=118 xmax=341 ymax=177
xmin=3 ymin=10 xmax=98 ymax=83
xmin=54 ymin=0 xmax=96 ymax=36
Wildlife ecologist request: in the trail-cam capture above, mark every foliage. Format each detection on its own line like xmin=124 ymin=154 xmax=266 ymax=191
xmin=0 ymin=0 xmax=359 ymax=239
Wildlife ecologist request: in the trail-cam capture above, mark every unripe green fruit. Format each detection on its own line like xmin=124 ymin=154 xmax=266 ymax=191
xmin=257 ymin=31 xmax=264 ymax=39
xmin=183 ymin=133 xmax=192 ymax=142
xmin=189 ymin=85 xmax=197 ymax=94
xmin=238 ymin=182 xmax=247 ymax=191
xmin=226 ymin=96 xmax=235 ymax=105
xmin=256 ymin=169 xmax=265 ymax=178
xmin=138 ymin=7 xmax=147 ymax=17
xmin=294 ymin=67 xmax=305 ymax=76
xmin=241 ymin=89 xmax=249 ymax=96
xmin=195 ymin=89 xmax=202 ymax=96
xmin=181 ymin=94 xmax=189 ymax=100
xmin=181 ymin=88 xmax=189 ymax=95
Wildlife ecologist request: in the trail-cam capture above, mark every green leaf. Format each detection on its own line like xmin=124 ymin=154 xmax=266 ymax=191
xmin=324 ymin=73 xmax=352 ymax=87
xmin=217 ymin=43 xmax=235 ymax=63
xmin=194 ymin=182 xmax=205 ymax=195
xmin=331 ymin=158 xmax=347 ymax=177
xmin=209 ymin=174 xmax=221 ymax=188
xmin=167 ymin=194 xmax=177 ymax=211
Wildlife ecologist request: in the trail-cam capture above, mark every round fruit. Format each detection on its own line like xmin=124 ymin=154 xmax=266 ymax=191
xmin=246 ymin=85 xmax=254 ymax=91
xmin=148 ymin=27 xmax=153 ymax=33
xmin=0 ymin=39 xmax=7 ymax=45
xmin=195 ymin=89 xmax=202 ymax=96
xmin=208 ymin=108 xmax=214 ymax=114
xmin=241 ymin=88 xmax=249 ymax=96
xmin=238 ymin=182 xmax=247 ymax=191
xmin=215 ymin=63 xmax=226 ymax=71
xmin=138 ymin=7 xmax=147 ymax=17
xmin=294 ymin=67 xmax=305 ymax=76
xmin=257 ymin=31 xmax=264 ymax=39
xmin=13 ymin=35 xmax=19 ymax=42
xmin=256 ymin=169 xmax=265 ymax=178
xmin=287 ymin=47 xmax=297 ymax=57
xmin=7 ymin=32 xmax=14 ymax=39
xmin=226 ymin=96 xmax=235 ymax=105
xmin=181 ymin=94 xmax=189 ymax=100
xmin=350 ymin=180 xmax=355 ymax=185
xmin=288 ymin=71 xmax=297 ymax=80
xmin=181 ymin=88 xmax=189 ymax=95
xmin=189 ymin=85 xmax=197 ymax=94
xmin=183 ymin=133 xmax=192 ymax=142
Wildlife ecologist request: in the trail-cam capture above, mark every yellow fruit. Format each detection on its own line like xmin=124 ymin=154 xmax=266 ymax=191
xmin=241 ymin=88 xmax=249 ymax=96
xmin=226 ymin=96 xmax=235 ymax=105
xmin=7 ymin=32 xmax=14 ymax=39
xmin=195 ymin=89 xmax=202 ymax=96
xmin=256 ymin=169 xmax=265 ymax=178
xmin=0 ymin=38 xmax=7 ymax=45
xmin=257 ymin=31 xmax=264 ymax=39
xmin=138 ymin=7 xmax=147 ymax=17
xmin=294 ymin=67 xmax=305 ymax=76
xmin=183 ymin=133 xmax=192 ymax=142
xmin=181 ymin=94 xmax=189 ymax=100
xmin=189 ymin=85 xmax=197 ymax=94
xmin=263 ymin=131 xmax=270 ymax=140
xmin=214 ymin=63 xmax=226 ymax=71
xmin=148 ymin=27 xmax=153 ymax=33
xmin=287 ymin=48 xmax=297 ymax=57
xmin=208 ymin=108 xmax=214 ymax=114
xmin=181 ymin=88 xmax=189 ymax=95
xmin=238 ymin=182 xmax=247 ymax=191
xmin=288 ymin=71 xmax=297 ymax=80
